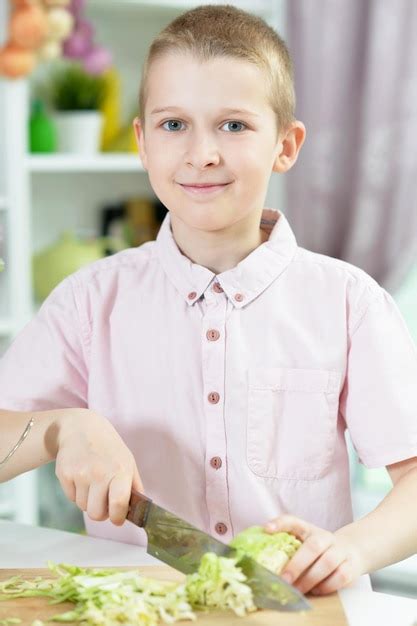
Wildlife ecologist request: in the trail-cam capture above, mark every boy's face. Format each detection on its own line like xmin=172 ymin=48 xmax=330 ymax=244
xmin=135 ymin=53 xmax=285 ymax=233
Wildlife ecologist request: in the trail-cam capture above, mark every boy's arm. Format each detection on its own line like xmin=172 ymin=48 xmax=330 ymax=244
xmin=0 ymin=279 xmax=143 ymax=525
xmin=264 ymin=459 xmax=417 ymax=595
xmin=335 ymin=457 xmax=417 ymax=574
xmin=0 ymin=277 xmax=88 ymax=416
xmin=0 ymin=407 xmax=144 ymax=526
xmin=0 ymin=409 xmax=62 ymax=483
xmin=263 ymin=286 xmax=417 ymax=595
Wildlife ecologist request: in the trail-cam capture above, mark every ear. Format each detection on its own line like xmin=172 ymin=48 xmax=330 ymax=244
xmin=133 ymin=117 xmax=148 ymax=171
xmin=272 ymin=121 xmax=306 ymax=174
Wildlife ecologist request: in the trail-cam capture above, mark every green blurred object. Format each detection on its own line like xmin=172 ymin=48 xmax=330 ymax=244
xmin=357 ymin=463 xmax=392 ymax=492
xmin=45 ymin=63 xmax=107 ymax=112
xmin=33 ymin=231 xmax=126 ymax=302
xmin=29 ymin=100 xmax=57 ymax=153
xmin=0 ymin=258 xmax=4 ymax=272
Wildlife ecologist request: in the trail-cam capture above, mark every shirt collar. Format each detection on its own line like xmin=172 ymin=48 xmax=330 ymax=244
xmin=155 ymin=208 xmax=298 ymax=308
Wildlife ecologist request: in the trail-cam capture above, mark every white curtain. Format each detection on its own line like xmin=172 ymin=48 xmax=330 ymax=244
xmin=286 ymin=0 xmax=417 ymax=292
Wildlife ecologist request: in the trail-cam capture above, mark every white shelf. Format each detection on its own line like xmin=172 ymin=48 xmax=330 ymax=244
xmin=26 ymin=153 xmax=144 ymax=173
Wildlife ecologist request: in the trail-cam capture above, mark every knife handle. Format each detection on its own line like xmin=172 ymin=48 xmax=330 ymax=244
xmin=127 ymin=489 xmax=152 ymax=527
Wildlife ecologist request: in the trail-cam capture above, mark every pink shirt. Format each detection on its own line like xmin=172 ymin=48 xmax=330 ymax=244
xmin=1 ymin=209 xmax=417 ymax=546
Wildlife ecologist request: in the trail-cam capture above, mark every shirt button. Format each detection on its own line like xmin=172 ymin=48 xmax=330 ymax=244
xmin=212 ymin=282 xmax=224 ymax=293
xmin=234 ymin=293 xmax=244 ymax=302
xmin=215 ymin=522 xmax=228 ymax=535
xmin=208 ymin=391 xmax=220 ymax=404
xmin=210 ymin=456 xmax=222 ymax=469
xmin=188 ymin=291 xmax=197 ymax=300
xmin=206 ymin=329 xmax=220 ymax=341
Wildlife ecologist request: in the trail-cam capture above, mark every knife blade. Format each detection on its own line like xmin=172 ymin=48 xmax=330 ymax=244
xmin=127 ymin=490 xmax=311 ymax=612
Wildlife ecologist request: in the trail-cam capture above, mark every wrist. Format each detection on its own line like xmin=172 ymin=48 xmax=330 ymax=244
xmin=334 ymin=522 xmax=370 ymax=576
xmin=43 ymin=408 xmax=91 ymax=458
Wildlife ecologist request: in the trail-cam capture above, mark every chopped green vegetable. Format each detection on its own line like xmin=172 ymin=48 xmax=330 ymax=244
xmin=0 ymin=562 xmax=194 ymax=626
xmin=230 ymin=526 xmax=301 ymax=575
xmin=185 ymin=553 xmax=255 ymax=617
xmin=0 ymin=526 xmax=302 ymax=624
xmin=0 ymin=556 xmax=253 ymax=625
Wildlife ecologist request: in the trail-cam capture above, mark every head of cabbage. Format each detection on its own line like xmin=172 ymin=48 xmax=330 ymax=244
xmin=230 ymin=526 xmax=301 ymax=575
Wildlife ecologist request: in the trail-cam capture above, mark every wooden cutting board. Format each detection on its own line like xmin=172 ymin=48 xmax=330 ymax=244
xmin=0 ymin=566 xmax=348 ymax=625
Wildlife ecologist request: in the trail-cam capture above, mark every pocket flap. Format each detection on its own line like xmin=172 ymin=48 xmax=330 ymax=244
xmin=248 ymin=367 xmax=341 ymax=393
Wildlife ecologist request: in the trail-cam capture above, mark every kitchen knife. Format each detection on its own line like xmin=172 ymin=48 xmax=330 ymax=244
xmin=127 ymin=489 xmax=311 ymax=612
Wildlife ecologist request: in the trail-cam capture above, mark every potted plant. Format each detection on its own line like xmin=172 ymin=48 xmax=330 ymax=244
xmin=44 ymin=62 xmax=107 ymax=154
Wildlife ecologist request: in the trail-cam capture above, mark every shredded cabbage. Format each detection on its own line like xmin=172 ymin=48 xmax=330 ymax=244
xmin=0 ymin=556 xmax=254 ymax=625
xmin=230 ymin=526 xmax=301 ymax=575
xmin=185 ymin=553 xmax=255 ymax=617
xmin=0 ymin=562 xmax=194 ymax=626
xmin=0 ymin=525 xmax=301 ymax=624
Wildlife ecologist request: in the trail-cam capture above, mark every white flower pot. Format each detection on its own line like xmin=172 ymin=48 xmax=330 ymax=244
xmin=53 ymin=111 xmax=103 ymax=154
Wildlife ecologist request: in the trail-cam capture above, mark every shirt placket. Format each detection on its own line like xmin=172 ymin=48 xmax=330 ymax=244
xmin=201 ymin=280 xmax=233 ymax=542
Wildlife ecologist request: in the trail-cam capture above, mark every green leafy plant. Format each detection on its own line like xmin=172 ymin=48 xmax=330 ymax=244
xmin=44 ymin=64 xmax=107 ymax=112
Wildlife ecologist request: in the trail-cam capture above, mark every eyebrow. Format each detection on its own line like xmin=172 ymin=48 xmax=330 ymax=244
xmin=150 ymin=106 xmax=260 ymax=117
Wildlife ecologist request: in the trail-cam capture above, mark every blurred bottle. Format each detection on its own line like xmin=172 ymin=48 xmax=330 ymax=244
xmin=29 ymin=99 xmax=56 ymax=153
xmin=125 ymin=198 xmax=159 ymax=246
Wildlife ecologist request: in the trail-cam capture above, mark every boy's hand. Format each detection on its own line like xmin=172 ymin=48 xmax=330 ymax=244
xmin=264 ymin=515 xmax=365 ymax=596
xmin=54 ymin=409 xmax=143 ymax=526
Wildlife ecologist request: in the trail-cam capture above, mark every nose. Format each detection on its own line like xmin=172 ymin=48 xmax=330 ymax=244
xmin=185 ymin=130 xmax=221 ymax=169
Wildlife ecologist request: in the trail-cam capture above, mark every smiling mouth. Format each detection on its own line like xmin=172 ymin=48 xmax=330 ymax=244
xmin=178 ymin=182 xmax=232 ymax=195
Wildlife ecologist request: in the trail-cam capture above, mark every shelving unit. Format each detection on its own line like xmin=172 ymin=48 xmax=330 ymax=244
xmin=26 ymin=154 xmax=144 ymax=173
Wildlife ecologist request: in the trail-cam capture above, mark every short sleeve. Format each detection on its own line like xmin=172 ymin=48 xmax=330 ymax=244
xmin=0 ymin=277 xmax=88 ymax=411
xmin=340 ymin=286 xmax=417 ymax=468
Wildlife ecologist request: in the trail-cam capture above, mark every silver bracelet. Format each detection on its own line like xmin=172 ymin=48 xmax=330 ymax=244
xmin=0 ymin=418 xmax=34 ymax=468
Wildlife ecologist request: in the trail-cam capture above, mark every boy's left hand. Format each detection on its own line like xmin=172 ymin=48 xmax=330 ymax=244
xmin=264 ymin=515 xmax=365 ymax=596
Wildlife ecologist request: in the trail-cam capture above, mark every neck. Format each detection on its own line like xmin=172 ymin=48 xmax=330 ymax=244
xmin=170 ymin=211 xmax=270 ymax=274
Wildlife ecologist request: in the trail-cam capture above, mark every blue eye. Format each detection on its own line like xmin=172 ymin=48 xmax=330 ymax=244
xmin=162 ymin=120 xmax=184 ymax=131
xmin=222 ymin=121 xmax=246 ymax=132
xmin=161 ymin=119 xmax=247 ymax=132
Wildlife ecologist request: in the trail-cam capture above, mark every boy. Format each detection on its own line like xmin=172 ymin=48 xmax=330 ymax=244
xmin=1 ymin=5 xmax=417 ymax=597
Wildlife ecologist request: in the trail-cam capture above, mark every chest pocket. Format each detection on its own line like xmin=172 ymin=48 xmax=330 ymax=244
xmin=247 ymin=368 xmax=342 ymax=481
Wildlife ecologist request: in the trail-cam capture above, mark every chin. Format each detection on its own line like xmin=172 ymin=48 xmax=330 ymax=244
xmin=176 ymin=211 xmax=234 ymax=233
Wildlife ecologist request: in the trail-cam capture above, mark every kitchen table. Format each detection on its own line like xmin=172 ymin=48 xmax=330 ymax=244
xmin=0 ymin=520 xmax=416 ymax=626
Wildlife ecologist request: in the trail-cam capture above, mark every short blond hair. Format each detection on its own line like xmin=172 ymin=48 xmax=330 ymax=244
xmin=138 ymin=4 xmax=295 ymax=132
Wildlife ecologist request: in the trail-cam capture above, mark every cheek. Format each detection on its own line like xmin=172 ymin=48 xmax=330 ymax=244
xmin=236 ymin=154 xmax=270 ymax=187
xmin=146 ymin=149 xmax=174 ymax=185
xmin=228 ymin=137 xmax=271 ymax=168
